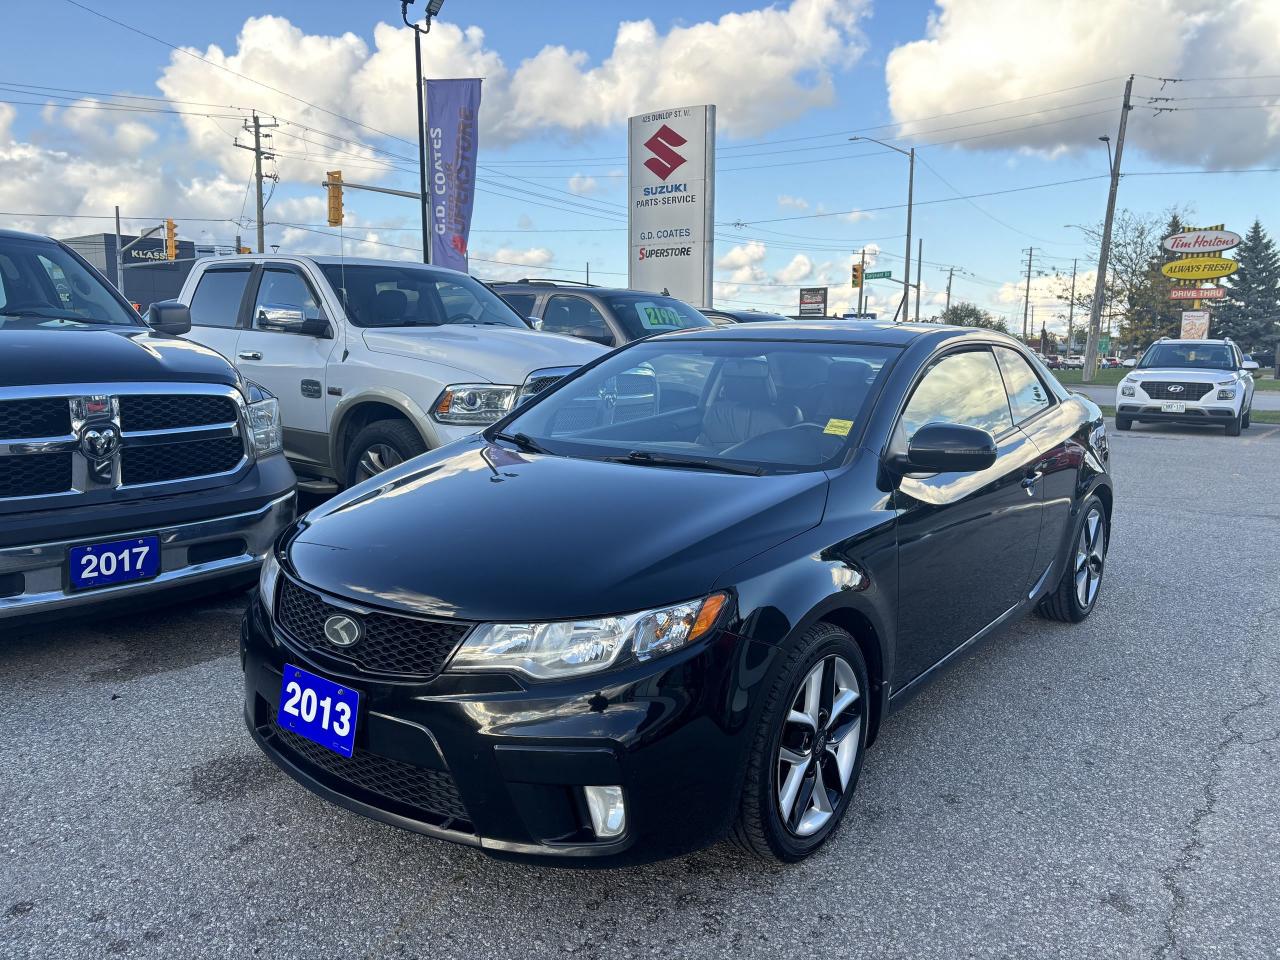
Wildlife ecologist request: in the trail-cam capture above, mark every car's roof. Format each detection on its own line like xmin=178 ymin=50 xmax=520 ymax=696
xmin=703 ymin=308 xmax=791 ymax=320
xmin=0 ymin=228 xmax=58 ymax=243
xmin=490 ymin=281 xmax=660 ymax=297
xmin=1151 ymin=338 xmax=1230 ymax=346
xmin=649 ymin=319 xmax=1023 ymax=348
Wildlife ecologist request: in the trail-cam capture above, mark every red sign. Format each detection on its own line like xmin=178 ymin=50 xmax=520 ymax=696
xmin=1169 ymin=286 xmax=1225 ymax=301
xmin=643 ymin=125 xmax=688 ymax=181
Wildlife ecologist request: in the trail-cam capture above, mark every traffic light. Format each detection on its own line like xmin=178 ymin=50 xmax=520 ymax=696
xmin=851 ymin=262 xmax=863 ymax=288
xmin=326 ymin=170 xmax=344 ymax=226
xmin=164 ymin=219 xmax=177 ymax=260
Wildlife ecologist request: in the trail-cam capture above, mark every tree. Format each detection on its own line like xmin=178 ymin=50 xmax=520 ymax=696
xmin=939 ymin=302 xmax=1009 ymax=333
xmin=1217 ymin=219 xmax=1280 ymax=353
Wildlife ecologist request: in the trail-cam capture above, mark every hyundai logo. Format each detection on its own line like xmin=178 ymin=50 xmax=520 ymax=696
xmin=1167 ymin=384 xmax=1185 ymax=393
xmin=323 ymin=614 xmax=363 ymax=648
xmin=78 ymin=424 xmax=120 ymax=462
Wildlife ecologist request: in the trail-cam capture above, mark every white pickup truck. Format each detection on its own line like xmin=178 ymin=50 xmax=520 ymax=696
xmin=179 ymin=255 xmax=606 ymax=490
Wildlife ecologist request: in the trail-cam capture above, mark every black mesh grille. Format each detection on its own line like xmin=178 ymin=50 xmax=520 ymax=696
xmin=0 ymin=398 xmax=70 ymax=440
xmin=270 ymin=720 xmax=471 ymax=828
xmin=120 ymin=436 xmax=244 ymax=485
xmin=523 ymin=374 xmax=564 ymax=397
xmin=1141 ymin=381 xmax=1213 ymax=401
xmin=276 ymin=578 xmax=472 ymax=679
xmin=0 ymin=453 xmax=73 ymax=497
xmin=119 ymin=395 xmax=238 ymax=431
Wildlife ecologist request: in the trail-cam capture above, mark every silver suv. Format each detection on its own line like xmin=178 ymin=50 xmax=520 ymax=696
xmin=1116 ymin=338 xmax=1258 ymax=435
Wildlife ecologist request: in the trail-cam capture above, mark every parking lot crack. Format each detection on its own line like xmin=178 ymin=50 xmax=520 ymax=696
xmin=1154 ymin=682 xmax=1273 ymax=960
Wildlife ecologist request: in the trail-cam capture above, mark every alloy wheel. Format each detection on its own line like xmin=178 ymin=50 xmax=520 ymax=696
xmin=356 ymin=443 xmax=404 ymax=482
xmin=1074 ymin=506 xmax=1106 ymax=610
xmin=776 ymin=655 xmax=862 ymax=837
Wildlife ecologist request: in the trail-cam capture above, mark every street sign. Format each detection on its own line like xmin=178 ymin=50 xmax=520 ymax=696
xmin=1169 ymin=286 xmax=1226 ymax=301
xmin=1163 ymin=229 xmax=1241 ymax=254
xmin=865 ymin=270 xmax=892 ymax=280
xmin=1180 ymin=310 xmax=1210 ymax=339
xmin=1160 ymin=257 xmax=1237 ymax=281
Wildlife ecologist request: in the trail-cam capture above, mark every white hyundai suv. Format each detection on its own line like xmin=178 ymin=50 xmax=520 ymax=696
xmin=1115 ymin=337 xmax=1258 ymax=436
xmin=179 ymin=256 xmax=606 ymax=490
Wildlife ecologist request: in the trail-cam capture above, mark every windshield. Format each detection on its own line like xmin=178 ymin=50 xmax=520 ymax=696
xmin=0 ymin=235 xmax=141 ymax=330
xmin=1139 ymin=342 xmax=1235 ymax=371
xmin=602 ymin=293 xmax=713 ymax=341
xmin=319 ymin=263 xmax=528 ymax=329
xmin=498 ymin=338 xmax=899 ymax=473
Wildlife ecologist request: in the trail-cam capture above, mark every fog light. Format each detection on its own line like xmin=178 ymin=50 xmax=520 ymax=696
xmin=583 ymin=785 xmax=626 ymax=839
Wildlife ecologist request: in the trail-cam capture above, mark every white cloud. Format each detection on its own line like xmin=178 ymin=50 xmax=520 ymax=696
xmin=567 ymin=174 xmax=599 ymax=196
xmin=776 ymin=253 xmax=814 ymax=283
xmin=885 ymin=0 xmax=1280 ymax=167
xmin=49 ymin=100 xmax=159 ymax=156
xmin=716 ymin=240 xmax=769 ymax=283
xmin=777 ymin=194 xmax=810 ymax=209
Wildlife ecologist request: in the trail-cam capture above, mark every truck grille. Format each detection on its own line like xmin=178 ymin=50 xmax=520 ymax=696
xmin=270 ymin=720 xmax=471 ymax=829
xmin=1141 ymin=381 xmax=1213 ymax=401
xmin=275 ymin=578 xmax=473 ymax=679
xmin=121 ymin=436 xmax=245 ymax=486
xmin=0 ymin=398 xmax=71 ymax=440
xmin=0 ymin=453 xmax=73 ymax=498
xmin=119 ymin=395 xmax=238 ymax=432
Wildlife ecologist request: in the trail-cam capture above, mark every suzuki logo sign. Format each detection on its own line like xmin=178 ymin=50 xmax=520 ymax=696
xmin=643 ymin=124 xmax=688 ymax=181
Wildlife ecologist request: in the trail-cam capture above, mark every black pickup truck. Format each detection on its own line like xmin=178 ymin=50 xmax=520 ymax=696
xmin=0 ymin=229 xmax=296 ymax=624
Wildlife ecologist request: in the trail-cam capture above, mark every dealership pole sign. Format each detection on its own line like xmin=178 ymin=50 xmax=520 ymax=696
xmin=425 ymin=79 xmax=482 ymax=272
xmin=628 ymin=105 xmax=716 ymax=308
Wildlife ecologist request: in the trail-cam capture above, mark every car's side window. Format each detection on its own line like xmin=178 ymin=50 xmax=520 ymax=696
xmin=189 ymin=269 xmax=251 ymax=328
xmin=900 ymin=348 xmax=1013 ymax=440
xmin=252 ymin=268 xmax=323 ymax=328
xmin=994 ymin=346 xmax=1052 ymax=423
xmin=501 ymin=292 xmax=537 ymax=318
xmin=542 ymin=295 xmax=612 ymax=344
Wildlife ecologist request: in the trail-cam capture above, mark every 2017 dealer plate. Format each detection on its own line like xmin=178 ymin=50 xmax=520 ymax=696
xmin=68 ymin=535 xmax=160 ymax=590
xmin=278 ymin=663 xmax=360 ymax=758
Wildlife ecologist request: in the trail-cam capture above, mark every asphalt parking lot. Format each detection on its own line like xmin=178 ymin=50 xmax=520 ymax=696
xmin=4 ymin=421 xmax=1278 ymax=960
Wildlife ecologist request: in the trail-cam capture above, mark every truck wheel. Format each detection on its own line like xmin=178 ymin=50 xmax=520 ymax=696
xmin=1115 ymin=415 xmax=1132 ymax=431
xmin=343 ymin=420 xmax=426 ymax=487
xmin=1225 ymin=415 xmax=1242 ymax=437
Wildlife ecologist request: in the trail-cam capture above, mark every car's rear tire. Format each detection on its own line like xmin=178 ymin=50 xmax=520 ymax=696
xmin=732 ymin=622 xmax=869 ymax=863
xmin=1226 ymin=415 xmax=1242 ymax=437
xmin=343 ymin=419 xmax=427 ymax=488
xmin=1038 ymin=495 xmax=1108 ymax=623
xmin=1115 ymin=415 xmax=1132 ymax=431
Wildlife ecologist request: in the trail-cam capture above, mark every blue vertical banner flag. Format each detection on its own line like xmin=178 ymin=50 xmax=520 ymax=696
xmin=425 ymin=78 xmax=482 ymax=272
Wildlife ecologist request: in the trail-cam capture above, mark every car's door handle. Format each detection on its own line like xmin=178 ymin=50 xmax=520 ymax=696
xmin=238 ymin=351 xmax=262 ymax=361
xmin=1021 ymin=470 xmax=1043 ymax=493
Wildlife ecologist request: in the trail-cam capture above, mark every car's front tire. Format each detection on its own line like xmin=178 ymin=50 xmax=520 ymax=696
xmin=1226 ymin=414 xmax=1242 ymax=437
xmin=1038 ymin=495 xmax=1108 ymax=623
xmin=343 ymin=419 xmax=427 ymax=488
xmin=1242 ymin=406 xmax=1251 ymax=429
xmin=732 ymin=622 xmax=869 ymax=863
xmin=1115 ymin=414 xmax=1132 ymax=431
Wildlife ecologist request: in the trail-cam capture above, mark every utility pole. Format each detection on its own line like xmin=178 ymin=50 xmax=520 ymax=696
xmin=945 ymin=265 xmax=954 ymax=313
xmin=1021 ymin=247 xmax=1034 ymax=342
xmin=914 ymin=238 xmax=922 ymax=322
xmin=114 ymin=205 xmax=123 ymax=291
xmin=234 ymin=112 xmax=278 ymax=253
xmin=849 ymin=137 xmax=913 ymax=322
xmin=857 ymin=248 xmax=866 ymax=315
xmin=1066 ymin=258 xmax=1078 ymax=353
xmin=1084 ymin=74 xmax=1134 ymax=382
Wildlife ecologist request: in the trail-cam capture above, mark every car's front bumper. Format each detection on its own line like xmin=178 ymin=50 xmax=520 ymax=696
xmin=241 ymin=593 xmax=777 ymax=866
xmin=1116 ymin=402 xmax=1240 ymax=424
xmin=0 ymin=489 xmax=295 ymax=622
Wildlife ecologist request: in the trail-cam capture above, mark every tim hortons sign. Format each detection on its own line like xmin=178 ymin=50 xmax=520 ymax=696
xmin=1162 ymin=229 xmax=1241 ymax=254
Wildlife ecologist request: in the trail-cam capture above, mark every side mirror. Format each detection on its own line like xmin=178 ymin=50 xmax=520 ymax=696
xmin=1242 ymin=359 xmax=1260 ymax=371
xmin=527 ymin=316 xmax=544 ymax=331
xmin=146 ymin=299 xmax=191 ymax=336
xmin=257 ymin=303 xmax=328 ymax=337
xmin=898 ymin=422 xmax=997 ymax=474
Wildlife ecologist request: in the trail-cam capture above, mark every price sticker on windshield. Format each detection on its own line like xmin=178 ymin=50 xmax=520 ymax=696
xmin=823 ymin=418 xmax=853 ymax=436
xmin=635 ymin=302 xmax=685 ymax=330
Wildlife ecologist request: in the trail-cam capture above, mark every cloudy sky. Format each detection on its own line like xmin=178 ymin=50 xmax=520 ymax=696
xmin=2 ymin=0 xmax=1278 ymax=331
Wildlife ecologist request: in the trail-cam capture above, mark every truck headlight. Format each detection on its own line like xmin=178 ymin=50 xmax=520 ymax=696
xmin=247 ymin=396 xmax=283 ymax=457
xmin=448 ymin=593 xmax=728 ymax=680
xmin=431 ymin=384 xmax=517 ymax=425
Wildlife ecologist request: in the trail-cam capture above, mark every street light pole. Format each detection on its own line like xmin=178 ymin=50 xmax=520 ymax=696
xmin=851 ymin=137 xmax=914 ymax=322
xmin=402 ymin=1 xmax=445 ymax=264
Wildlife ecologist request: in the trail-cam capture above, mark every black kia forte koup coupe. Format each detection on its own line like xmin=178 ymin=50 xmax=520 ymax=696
xmin=242 ymin=320 xmax=1113 ymax=866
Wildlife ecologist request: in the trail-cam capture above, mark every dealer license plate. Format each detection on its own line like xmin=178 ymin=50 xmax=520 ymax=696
xmin=277 ymin=663 xmax=360 ymax=758
xmin=68 ymin=535 xmax=160 ymax=590
xmin=1162 ymin=401 xmax=1186 ymax=413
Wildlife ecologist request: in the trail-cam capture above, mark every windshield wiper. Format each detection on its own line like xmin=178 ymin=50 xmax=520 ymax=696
xmin=0 ymin=310 xmax=118 ymax=325
xmin=606 ymin=450 xmax=764 ymax=476
xmin=491 ymin=431 xmax=553 ymax=454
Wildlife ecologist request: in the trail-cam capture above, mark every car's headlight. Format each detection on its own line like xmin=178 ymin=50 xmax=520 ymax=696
xmin=448 ymin=593 xmax=729 ymax=680
xmin=258 ymin=548 xmax=281 ymax=609
xmin=246 ymin=395 xmax=283 ymax=457
xmin=1121 ymin=384 xmax=1135 ymax=397
xmin=431 ymin=384 xmax=517 ymax=425
xmin=1218 ymin=387 xmax=1237 ymax=400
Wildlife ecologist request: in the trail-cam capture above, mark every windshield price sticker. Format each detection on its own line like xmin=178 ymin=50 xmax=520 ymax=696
xmin=823 ymin=418 xmax=854 ymax=436
xmin=636 ymin=302 xmax=684 ymax=330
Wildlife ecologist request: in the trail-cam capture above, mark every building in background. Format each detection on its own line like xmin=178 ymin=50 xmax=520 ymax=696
xmin=58 ymin=233 xmax=212 ymax=311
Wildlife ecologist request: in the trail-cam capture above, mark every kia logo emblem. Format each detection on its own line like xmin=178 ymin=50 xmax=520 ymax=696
xmin=79 ymin=424 xmax=120 ymax=462
xmin=643 ymin=124 xmax=688 ymax=181
xmin=323 ymin=614 xmax=363 ymax=648
xmin=1167 ymin=384 xmax=1184 ymax=393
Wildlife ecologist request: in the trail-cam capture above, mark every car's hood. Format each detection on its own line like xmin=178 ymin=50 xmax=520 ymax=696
xmin=288 ymin=438 xmax=829 ymax=622
xmin=0 ymin=328 xmax=239 ymax=388
xmin=1125 ymin=367 xmax=1236 ymax=383
xmin=361 ymin=325 xmax=606 ymax=384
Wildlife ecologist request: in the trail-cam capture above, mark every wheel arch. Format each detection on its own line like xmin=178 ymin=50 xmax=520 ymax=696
xmin=330 ymin=394 xmax=428 ymax=470
xmin=812 ymin=605 xmax=888 ymax=747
